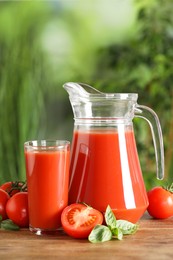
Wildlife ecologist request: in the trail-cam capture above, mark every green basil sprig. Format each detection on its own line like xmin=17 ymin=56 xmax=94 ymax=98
xmin=88 ymin=225 xmax=112 ymax=243
xmin=88 ymin=205 xmax=138 ymax=243
xmin=0 ymin=218 xmax=20 ymax=231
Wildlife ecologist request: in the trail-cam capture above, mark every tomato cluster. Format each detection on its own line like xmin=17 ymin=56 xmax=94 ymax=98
xmin=1 ymin=179 xmax=173 ymax=237
xmin=0 ymin=181 xmax=29 ymax=228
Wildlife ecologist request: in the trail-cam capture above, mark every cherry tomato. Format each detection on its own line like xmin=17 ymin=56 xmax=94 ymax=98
xmin=147 ymin=186 xmax=173 ymax=219
xmin=61 ymin=203 xmax=103 ymax=239
xmin=0 ymin=181 xmax=25 ymax=196
xmin=0 ymin=182 xmax=11 ymax=190
xmin=0 ymin=189 xmax=10 ymax=220
xmin=6 ymin=192 xmax=29 ymax=227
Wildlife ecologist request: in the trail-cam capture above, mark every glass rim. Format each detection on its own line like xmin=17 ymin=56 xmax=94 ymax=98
xmin=81 ymin=93 xmax=138 ymax=101
xmin=24 ymin=140 xmax=70 ymax=148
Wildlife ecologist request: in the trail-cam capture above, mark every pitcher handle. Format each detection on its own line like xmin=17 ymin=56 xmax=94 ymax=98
xmin=134 ymin=105 xmax=164 ymax=180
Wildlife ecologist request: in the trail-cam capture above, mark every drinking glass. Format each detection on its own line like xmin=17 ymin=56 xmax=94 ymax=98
xmin=24 ymin=140 xmax=70 ymax=235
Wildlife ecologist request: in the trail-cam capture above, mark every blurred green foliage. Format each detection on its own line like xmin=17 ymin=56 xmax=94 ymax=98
xmin=90 ymin=0 xmax=173 ymax=188
xmin=0 ymin=2 xmax=51 ymax=182
xmin=0 ymin=0 xmax=172 ymax=189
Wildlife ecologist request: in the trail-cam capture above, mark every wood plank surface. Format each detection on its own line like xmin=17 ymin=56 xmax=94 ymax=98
xmin=0 ymin=213 xmax=173 ymax=260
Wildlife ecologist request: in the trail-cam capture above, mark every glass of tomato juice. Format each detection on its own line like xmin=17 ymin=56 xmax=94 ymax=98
xmin=24 ymin=140 xmax=70 ymax=235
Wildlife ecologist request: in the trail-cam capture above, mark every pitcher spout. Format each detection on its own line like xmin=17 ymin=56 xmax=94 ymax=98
xmin=63 ymin=82 xmax=138 ymax=119
xmin=63 ymin=82 xmax=102 ymax=98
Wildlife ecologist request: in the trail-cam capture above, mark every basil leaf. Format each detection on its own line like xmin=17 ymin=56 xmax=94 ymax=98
xmin=1 ymin=219 xmax=20 ymax=231
xmin=105 ymin=205 xmax=117 ymax=230
xmin=88 ymin=225 xmax=112 ymax=243
xmin=0 ymin=215 xmax=2 ymax=221
xmin=112 ymin=227 xmax=123 ymax=240
xmin=116 ymin=220 xmax=138 ymax=235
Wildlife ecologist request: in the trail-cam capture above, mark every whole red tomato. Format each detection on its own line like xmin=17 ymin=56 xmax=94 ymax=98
xmin=6 ymin=192 xmax=29 ymax=227
xmin=0 ymin=189 xmax=10 ymax=220
xmin=61 ymin=203 xmax=103 ymax=239
xmin=147 ymin=186 xmax=173 ymax=219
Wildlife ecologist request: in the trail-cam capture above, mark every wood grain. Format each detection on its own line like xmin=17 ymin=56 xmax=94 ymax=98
xmin=0 ymin=213 xmax=173 ymax=260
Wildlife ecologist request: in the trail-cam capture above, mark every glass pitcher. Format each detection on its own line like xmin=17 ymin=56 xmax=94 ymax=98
xmin=63 ymin=82 xmax=164 ymax=223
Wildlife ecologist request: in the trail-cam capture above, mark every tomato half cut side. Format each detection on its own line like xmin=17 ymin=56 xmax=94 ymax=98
xmin=61 ymin=203 xmax=103 ymax=239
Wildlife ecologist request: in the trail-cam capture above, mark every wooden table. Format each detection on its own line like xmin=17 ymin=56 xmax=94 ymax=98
xmin=0 ymin=213 xmax=173 ymax=260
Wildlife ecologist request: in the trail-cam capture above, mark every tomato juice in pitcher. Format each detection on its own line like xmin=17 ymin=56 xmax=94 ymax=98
xmin=63 ymin=82 xmax=164 ymax=223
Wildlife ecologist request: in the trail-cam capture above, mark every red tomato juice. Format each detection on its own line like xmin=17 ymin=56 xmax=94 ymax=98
xmin=25 ymin=150 xmax=70 ymax=230
xmin=69 ymin=128 xmax=148 ymax=223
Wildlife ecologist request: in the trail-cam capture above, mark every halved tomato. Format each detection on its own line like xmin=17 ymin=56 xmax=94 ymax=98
xmin=61 ymin=203 xmax=103 ymax=239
